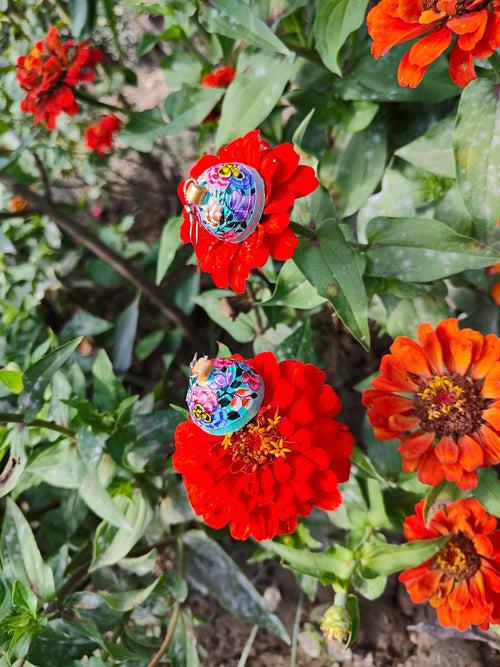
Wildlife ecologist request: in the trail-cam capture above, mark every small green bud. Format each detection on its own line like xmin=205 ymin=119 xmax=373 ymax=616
xmin=320 ymin=604 xmax=351 ymax=646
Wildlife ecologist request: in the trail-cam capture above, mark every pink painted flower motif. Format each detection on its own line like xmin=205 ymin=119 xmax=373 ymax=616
xmin=242 ymin=371 xmax=261 ymax=391
xmin=205 ymin=166 xmax=230 ymax=188
xmin=213 ymin=358 xmax=236 ymax=369
xmin=188 ymin=385 xmax=218 ymax=412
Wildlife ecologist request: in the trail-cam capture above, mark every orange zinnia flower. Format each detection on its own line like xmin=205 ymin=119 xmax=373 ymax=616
xmin=400 ymin=498 xmax=500 ymax=630
xmin=363 ymin=319 xmax=500 ymax=489
xmin=367 ymin=0 xmax=500 ymax=88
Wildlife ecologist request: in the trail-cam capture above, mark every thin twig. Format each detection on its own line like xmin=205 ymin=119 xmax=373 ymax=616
xmin=0 ymin=412 xmax=75 ymax=439
xmin=0 ymin=174 xmax=201 ymax=347
xmin=290 ymin=590 xmax=304 ymax=667
xmin=147 ymin=601 xmax=181 ymax=667
xmin=147 ymin=538 xmax=184 ymax=667
xmin=237 ymin=625 xmax=259 ymax=667
xmin=33 ymin=151 xmax=53 ymax=203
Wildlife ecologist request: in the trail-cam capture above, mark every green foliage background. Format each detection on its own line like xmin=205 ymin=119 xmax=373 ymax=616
xmin=0 ymin=0 xmax=498 ymax=664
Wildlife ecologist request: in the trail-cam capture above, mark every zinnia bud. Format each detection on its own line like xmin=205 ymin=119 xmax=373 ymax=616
xmin=320 ymin=602 xmax=351 ymax=646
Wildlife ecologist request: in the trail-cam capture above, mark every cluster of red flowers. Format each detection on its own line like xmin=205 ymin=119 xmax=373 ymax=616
xmin=367 ymin=0 xmax=500 ymax=87
xmin=201 ymin=64 xmax=236 ymax=88
xmin=16 ymin=27 xmax=103 ymax=129
xmin=174 ymin=352 xmax=353 ymax=540
xmin=17 ymin=27 xmax=120 ymax=157
xmin=84 ymin=114 xmax=122 ymax=156
xmin=178 ymin=129 xmax=318 ymax=293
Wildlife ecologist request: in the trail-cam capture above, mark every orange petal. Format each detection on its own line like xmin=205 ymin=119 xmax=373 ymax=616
xmin=399 ymin=431 xmax=435 ymax=458
xmin=418 ymin=322 xmax=445 ymax=374
xmin=408 ymin=27 xmax=452 ymax=68
xmin=483 ymin=363 xmax=500 ymax=399
xmin=458 ymin=435 xmax=484 ymax=471
xmin=404 ymin=568 xmax=443 ymax=603
xmin=472 ymin=334 xmax=500 ymax=380
xmin=449 ymin=41 xmax=476 ymax=87
xmin=418 ymin=448 xmax=445 ymax=486
xmin=435 ymin=435 xmax=459 ymax=464
xmin=448 ymin=579 xmax=470 ymax=612
xmin=483 ymin=408 xmax=500 ymax=431
xmin=398 ymin=51 xmax=427 ymax=88
xmin=420 ymin=9 xmax=446 ymax=24
xmin=447 ymin=10 xmax=487 ymax=35
xmin=473 ymin=534 xmax=493 ymax=558
xmin=479 ymin=425 xmax=500 ymax=463
xmin=390 ymin=337 xmax=433 ymax=377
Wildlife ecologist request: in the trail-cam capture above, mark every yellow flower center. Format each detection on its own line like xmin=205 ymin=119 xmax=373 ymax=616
xmin=222 ymin=411 xmax=291 ymax=473
xmin=414 ymin=373 xmax=484 ymax=437
xmin=434 ymin=534 xmax=480 ymax=580
xmin=417 ymin=376 xmax=465 ymax=420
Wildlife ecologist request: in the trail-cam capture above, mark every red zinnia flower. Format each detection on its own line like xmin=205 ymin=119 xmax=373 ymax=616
xmin=363 ymin=319 xmax=500 ymax=489
xmin=201 ymin=65 xmax=236 ymax=88
xmin=173 ymin=352 xmax=354 ymax=540
xmin=400 ymin=498 xmax=500 ymax=630
xmin=16 ymin=27 xmax=103 ymax=129
xmin=178 ymin=130 xmax=318 ymax=293
xmin=85 ymin=114 xmax=122 ymax=156
xmin=367 ymin=0 xmax=500 ymax=88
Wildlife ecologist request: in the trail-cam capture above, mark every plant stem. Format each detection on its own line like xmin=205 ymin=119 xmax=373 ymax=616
xmin=290 ymin=590 xmax=304 ymax=667
xmin=0 ymin=412 xmax=75 ymax=439
xmin=289 ymin=221 xmax=317 ymax=241
xmin=0 ymin=174 xmax=202 ymax=347
xmin=237 ymin=625 xmax=259 ymax=667
xmin=75 ymin=90 xmax=128 ymax=114
xmin=146 ymin=538 xmax=184 ymax=667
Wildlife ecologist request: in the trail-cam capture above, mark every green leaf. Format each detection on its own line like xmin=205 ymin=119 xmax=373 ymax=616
xmin=292 ymin=108 xmax=316 ymax=150
xmin=423 ymin=481 xmax=447 ymax=522
xmin=1 ymin=499 xmax=55 ymax=601
xmin=120 ymin=109 xmax=164 ymax=152
xmin=366 ymin=217 xmax=500 ymax=282
xmin=0 ymin=369 xmax=23 ymax=394
xmin=385 ymin=295 xmax=450 ymax=339
xmin=70 ymin=0 xmax=96 ymax=38
xmin=156 ymin=217 xmax=182 ymax=284
xmin=334 ymin=118 xmax=387 ymax=217
xmin=99 ymin=578 xmax=161 ymax=612
xmin=199 ymin=0 xmax=290 ymax=55
xmin=136 ymin=330 xmax=165 ymax=361
xmin=361 ymin=536 xmax=446 ymax=578
xmin=59 ymin=311 xmax=112 ymax=342
xmin=78 ymin=472 xmax=132 ymax=532
xmin=275 ymin=320 xmax=316 ymax=363
xmin=163 ymin=87 xmax=224 ymax=135
xmin=262 ymin=260 xmax=325 ymax=309
xmin=19 ymin=338 xmax=82 ymax=421
xmin=90 ymin=491 xmax=153 ymax=571
xmin=396 ymin=116 xmax=455 ymax=179
xmin=12 ymin=580 xmax=38 ymax=616
xmin=28 ymin=440 xmax=84 ymax=489
xmin=194 ymin=290 xmax=256 ymax=343
xmin=314 ymin=0 xmax=369 ymax=76
xmin=294 ymin=220 xmax=370 ymax=349
xmin=474 ymin=469 xmax=500 ymax=517
xmin=183 ymin=530 xmax=290 ymax=643
xmin=113 ymin=295 xmax=140 ymax=373
xmin=453 ymin=78 xmax=500 ymax=233
xmin=265 ymin=540 xmax=354 ymax=582
xmin=339 ymin=44 xmax=459 ymax=103
xmin=216 ymin=51 xmax=297 ymax=146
